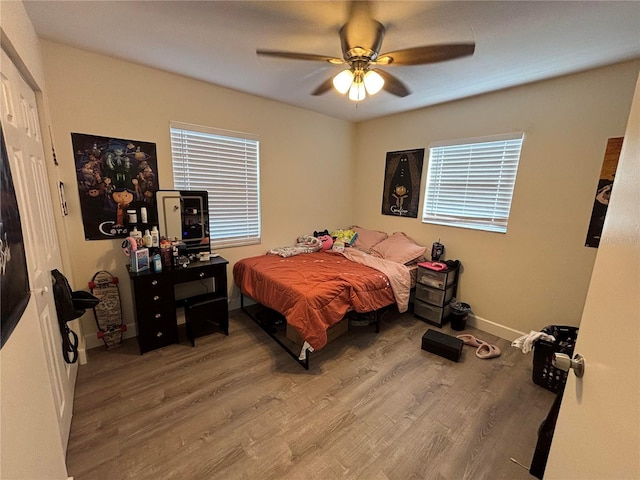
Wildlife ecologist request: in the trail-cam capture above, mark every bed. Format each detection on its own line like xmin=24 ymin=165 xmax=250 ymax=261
xmin=234 ymin=230 xmax=424 ymax=368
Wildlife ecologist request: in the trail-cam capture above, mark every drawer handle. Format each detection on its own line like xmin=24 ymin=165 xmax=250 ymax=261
xmin=199 ymin=272 xmax=205 ymax=278
xmin=156 ymin=331 xmax=163 ymax=337
xmin=153 ymin=295 xmax=160 ymax=301
xmin=155 ymin=313 xmax=161 ymax=319
xmin=151 ymin=280 xmax=158 ymax=286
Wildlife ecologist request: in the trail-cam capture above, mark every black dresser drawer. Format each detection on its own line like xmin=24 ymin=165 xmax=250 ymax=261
xmin=171 ymin=263 xmax=227 ymax=285
xmin=137 ymin=317 xmax=179 ymax=353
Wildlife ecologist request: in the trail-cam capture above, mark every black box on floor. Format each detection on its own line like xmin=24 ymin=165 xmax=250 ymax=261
xmin=421 ymin=329 xmax=464 ymax=362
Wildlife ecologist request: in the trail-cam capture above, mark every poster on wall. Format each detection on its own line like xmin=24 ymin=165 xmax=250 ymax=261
xmin=585 ymin=137 xmax=623 ymax=248
xmin=1 ymin=127 xmax=31 ymax=348
xmin=71 ymin=133 xmax=159 ymax=240
xmin=381 ymin=148 xmax=424 ymax=218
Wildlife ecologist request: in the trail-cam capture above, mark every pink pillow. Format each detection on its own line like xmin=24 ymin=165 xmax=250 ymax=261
xmin=370 ymin=232 xmax=426 ymax=265
xmin=351 ymin=225 xmax=388 ymax=252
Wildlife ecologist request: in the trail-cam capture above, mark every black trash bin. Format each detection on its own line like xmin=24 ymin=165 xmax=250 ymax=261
xmin=450 ymin=300 xmax=471 ymax=331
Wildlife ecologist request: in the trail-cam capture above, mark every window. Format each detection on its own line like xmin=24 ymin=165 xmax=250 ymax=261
xmin=170 ymin=122 xmax=260 ymax=248
xmin=422 ymin=133 xmax=524 ymax=233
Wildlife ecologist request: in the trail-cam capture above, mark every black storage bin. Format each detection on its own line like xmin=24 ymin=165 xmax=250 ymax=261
xmin=532 ymin=325 xmax=579 ymax=393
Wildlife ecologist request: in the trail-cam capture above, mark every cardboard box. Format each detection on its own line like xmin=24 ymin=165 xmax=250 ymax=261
xmin=286 ymin=319 xmax=348 ymax=346
xmin=130 ymin=248 xmax=150 ymax=273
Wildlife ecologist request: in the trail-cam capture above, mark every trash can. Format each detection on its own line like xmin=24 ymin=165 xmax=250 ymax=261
xmin=450 ymin=300 xmax=471 ymax=331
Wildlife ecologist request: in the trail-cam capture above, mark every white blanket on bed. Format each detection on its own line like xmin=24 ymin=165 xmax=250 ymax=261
xmin=340 ymin=248 xmax=411 ymax=313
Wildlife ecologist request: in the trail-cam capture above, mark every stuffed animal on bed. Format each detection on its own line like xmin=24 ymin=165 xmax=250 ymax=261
xmin=331 ymin=229 xmax=358 ymax=246
xmin=317 ymin=234 xmax=333 ymax=250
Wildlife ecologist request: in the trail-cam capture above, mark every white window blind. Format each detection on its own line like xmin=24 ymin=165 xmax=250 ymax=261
xmin=170 ymin=122 xmax=260 ymax=248
xmin=422 ymin=133 xmax=524 ymax=233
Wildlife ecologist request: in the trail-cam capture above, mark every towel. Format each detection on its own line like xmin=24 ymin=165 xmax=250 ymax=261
xmin=512 ymin=330 xmax=556 ymax=354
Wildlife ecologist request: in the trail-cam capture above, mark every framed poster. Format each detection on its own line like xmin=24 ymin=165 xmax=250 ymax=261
xmin=585 ymin=137 xmax=623 ymax=248
xmin=381 ymin=148 xmax=424 ymax=218
xmin=1 ymin=127 xmax=31 ymax=348
xmin=71 ymin=133 xmax=159 ymax=240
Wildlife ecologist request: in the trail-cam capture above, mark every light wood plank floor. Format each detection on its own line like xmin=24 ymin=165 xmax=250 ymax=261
xmin=66 ymin=308 xmax=555 ymax=480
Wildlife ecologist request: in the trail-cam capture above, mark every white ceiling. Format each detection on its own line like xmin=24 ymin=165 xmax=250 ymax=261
xmin=23 ymin=0 xmax=640 ymax=122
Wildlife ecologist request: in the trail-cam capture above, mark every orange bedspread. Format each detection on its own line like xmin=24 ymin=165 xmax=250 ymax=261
xmin=233 ymin=251 xmax=396 ymax=350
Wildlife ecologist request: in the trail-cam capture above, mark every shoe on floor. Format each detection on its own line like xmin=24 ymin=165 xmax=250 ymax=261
xmin=456 ymin=334 xmax=486 ymax=348
xmin=476 ymin=343 xmax=501 ymax=359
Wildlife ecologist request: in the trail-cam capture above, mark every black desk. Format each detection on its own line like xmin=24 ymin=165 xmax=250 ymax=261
xmin=128 ymin=256 xmax=228 ymax=353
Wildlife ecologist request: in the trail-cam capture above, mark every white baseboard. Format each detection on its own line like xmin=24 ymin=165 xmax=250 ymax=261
xmin=84 ymin=322 xmax=138 ymax=350
xmin=465 ymin=314 xmax=527 ymax=342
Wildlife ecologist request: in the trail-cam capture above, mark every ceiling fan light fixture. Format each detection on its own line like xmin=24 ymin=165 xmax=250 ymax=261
xmin=348 ymin=78 xmax=366 ymax=101
xmin=363 ymin=69 xmax=384 ymax=95
xmin=333 ymin=69 xmax=354 ymax=94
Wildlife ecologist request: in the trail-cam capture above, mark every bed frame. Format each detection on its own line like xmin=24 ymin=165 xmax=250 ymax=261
xmin=240 ymin=293 xmax=384 ymax=370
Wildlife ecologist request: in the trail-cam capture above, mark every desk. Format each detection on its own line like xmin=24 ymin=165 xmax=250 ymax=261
xmin=128 ymin=256 xmax=228 ymax=353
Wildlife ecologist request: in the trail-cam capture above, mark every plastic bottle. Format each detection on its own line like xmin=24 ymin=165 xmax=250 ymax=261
xmin=129 ymin=226 xmax=142 ymax=241
xmin=140 ymin=206 xmax=148 ymax=223
xmin=153 ymin=253 xmax=162 ymax=273
xmin=143 ymin=229 xmax=153 ymax=248
xmin=126 ymin=209 xmax=137 ymax=223
xmin=150 ymin=226 xmax=160 ymax=248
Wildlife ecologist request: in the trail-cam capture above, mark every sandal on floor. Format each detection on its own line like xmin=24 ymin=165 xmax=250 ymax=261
xmin=476 ymin=343 xmax=501 ymax=359
xmin=456 ymin=334 xmax=486 ymax=348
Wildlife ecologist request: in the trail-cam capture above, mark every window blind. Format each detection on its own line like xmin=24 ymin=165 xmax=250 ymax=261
xmin=170 ymin=122 xmax=260 ymax=248
xmin=422 ymin=133 xmax=524 ymax=233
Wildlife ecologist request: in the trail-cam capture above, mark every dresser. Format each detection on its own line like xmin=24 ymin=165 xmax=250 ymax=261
xmin=128 ymin=256 xmax=229 ymax=353
xmin=413 ymin=263 xmax=459 ymax=327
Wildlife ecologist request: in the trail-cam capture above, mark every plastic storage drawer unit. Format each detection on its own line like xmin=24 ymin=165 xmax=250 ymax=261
xmin=414 ymin=302 xmax=451 ymax=326
xmin=415 ymin=283 xmax=455 ymax=307
xmin=416 ymin=266 xmax=458 ymax=289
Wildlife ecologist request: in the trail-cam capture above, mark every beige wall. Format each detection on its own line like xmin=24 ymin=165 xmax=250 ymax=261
xmin=353 ymin=60 xmax=640 ymax=337
xmin=38 ymin=40 xmax=639 ymax=343
xmin=40 ymin=40 xmax=354 ymax=344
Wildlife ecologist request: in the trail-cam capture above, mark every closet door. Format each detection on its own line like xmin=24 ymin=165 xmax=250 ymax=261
xmin=1 ymin=48 xmax=75 ymax=449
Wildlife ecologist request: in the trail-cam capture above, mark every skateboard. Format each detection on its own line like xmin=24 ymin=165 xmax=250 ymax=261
xmin=89 ymin=271 xmax=127 ymax=349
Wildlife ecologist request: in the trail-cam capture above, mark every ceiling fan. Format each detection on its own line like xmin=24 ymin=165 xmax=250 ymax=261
xmin=257 ymin=1 xmax=475 ymax=101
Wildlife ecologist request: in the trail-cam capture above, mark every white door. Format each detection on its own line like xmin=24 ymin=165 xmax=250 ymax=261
xmin=544 ymin=75 xmax=640 ymax=478
xmin=0 ymin=48 xmax=76 ymax=449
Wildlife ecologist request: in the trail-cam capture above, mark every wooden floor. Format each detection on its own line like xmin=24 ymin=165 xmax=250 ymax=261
xmin=66 ymin=308 xmax=555 ymax=480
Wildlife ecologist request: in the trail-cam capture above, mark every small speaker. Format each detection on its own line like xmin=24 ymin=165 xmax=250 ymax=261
xmin=421 ymin=329 xmax=463 ymax=362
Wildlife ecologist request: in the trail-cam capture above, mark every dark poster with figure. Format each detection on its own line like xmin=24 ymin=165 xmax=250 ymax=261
xmin=1 ymin=127 xmax=31 ymax=348
xmin=71 ymin=133 xmax=159 ymax=240
xmin=585 ymin=137 xmax=623 ymax=248
xmin=381 ymin=148 xmax=424 ymax=218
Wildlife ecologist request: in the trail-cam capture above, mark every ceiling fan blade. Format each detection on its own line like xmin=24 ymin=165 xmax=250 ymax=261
xmin=311 ymin=77 xmax=335 ymax=96
xmin=377 ymin=43 xmax=475 ymax=66
xmin=374 ymin=69 xmax=410 ymax=97
xmin=257 ymin=49 xmax=344 ymax=65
